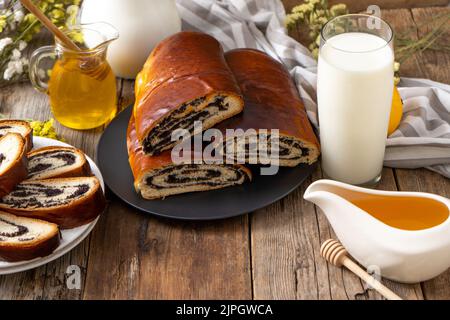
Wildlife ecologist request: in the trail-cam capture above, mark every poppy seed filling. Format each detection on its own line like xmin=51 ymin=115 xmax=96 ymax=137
xmin=143 ymin=95 xmax=230 ymax=155
xmin=28 ymin=150 xmax=77 ymax=178
xmin=1 ymin=183 xmax=91 ymax=209
xmin=0 ymin=217 xmax=28 ymax=238
xmin=145 ymin=164 xmax=249 ymax=189
xmin=225 ymin=134 xmax=310 ymax=161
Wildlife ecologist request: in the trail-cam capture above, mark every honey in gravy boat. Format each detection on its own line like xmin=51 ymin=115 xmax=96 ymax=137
xmin=320 ymin=185 xmax=448 ymax=231
xmin=304 ymin=179 xmax=450 ymax=283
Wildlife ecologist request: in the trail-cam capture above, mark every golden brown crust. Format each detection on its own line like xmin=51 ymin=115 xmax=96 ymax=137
xmin=0 ymin=233 xmax=60 ymax=262
xmin=133 ymin=31 xmax=243 ymax=143
xmin=0 ymin=120 xmax=33 ymax=151
xmin=127 ymin=116 xmax=173 ymax=185
xmin=0 ymin=216 xmax=60 ymax=262
xmin=217 ymin=49 xmax=320 ymax=157
xmin=27 ymin=146 xmax=92 ymax=179
xmin=0 ymin=133 xmax=28 ymax=198
xmin=0 ymin=177 xmax=106 ymax=229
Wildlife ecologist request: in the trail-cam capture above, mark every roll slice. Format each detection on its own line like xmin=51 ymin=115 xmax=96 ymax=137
xmin=128 ymin=116 xmax=251 ymax=200
xmin=0 ymin=133 xmax=28 ymax=197
xmin=27 ymin=146 xmax=91 ymax=180
xmin=0 ymin=119 xmax=33 ymax=151
xmin=0 ymin=211 xmax=60 ymax=262
xmin=0 ymin=177 xmax=106 ymax=229
xmin=216 ymin=49 xmax=320 ymax=166
xmin=134 ymin=31 xmax=244 ymax=155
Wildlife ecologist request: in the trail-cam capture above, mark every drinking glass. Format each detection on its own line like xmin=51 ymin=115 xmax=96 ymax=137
xmin=317 ymin=14 xmax=394 ymax=186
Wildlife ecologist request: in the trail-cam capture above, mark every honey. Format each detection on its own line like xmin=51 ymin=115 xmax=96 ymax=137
xmin=48 ymin=53 xmax=117 ymax=130
xmin=322 ymin=186 xmax=449 ymax=230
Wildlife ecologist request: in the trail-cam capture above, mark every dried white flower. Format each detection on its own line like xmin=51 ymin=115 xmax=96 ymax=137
xmin=4 ymin=59 xmax=23 ymax=80
xmin=11 ymin=48 xmax=21 ymax=60
xmin=4 ymin=69 xmax=14 ymax=80
xmin=0 ymin=37 xmax=13 ymax=53
xmin=18 ymin=40 xmax=27 ymax=51
xmin=14 ymin=10 xmax=24 ymax=23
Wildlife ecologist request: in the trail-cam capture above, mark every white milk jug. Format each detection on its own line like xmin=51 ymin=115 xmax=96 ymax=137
xmin=81 ymin=0 xmax=182 ymax=79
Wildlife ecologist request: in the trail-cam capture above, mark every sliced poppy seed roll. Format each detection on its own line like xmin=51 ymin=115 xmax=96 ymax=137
xmin=27 ymin=146 xmax=92 ymax=180
xmin=0 ymin=211 xmax=60 ymax=262
xmin=134 ymin=31 xmax=244 ymax=155
xmin=0 ymin=133 xmax=28 ymax=198
xmin=0 ymin=177 xmax=106 ymax=229
xmin=128 ymin=116 xmax=251 ymax=200
xmin=0 ymin=119 xmax=33 ymax=151
xmin=215 ymin=49 xmax=320 ymax=167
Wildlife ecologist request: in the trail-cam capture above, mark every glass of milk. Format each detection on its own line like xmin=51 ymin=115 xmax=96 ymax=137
xmin=317 ymin=14 xmax=394 ymax=186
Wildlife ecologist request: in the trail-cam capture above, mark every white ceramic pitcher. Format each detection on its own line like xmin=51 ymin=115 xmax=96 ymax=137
xmin=81 ymin=0 xmax=182 ymax=79
xmin=304 ymin=179 xmax=450 ymax=283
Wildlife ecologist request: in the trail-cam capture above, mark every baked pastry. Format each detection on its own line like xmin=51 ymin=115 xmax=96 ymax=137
xmin=128 ymin=116 xmax=251 ymax=200
xmin=0 ymin=177 xmax=106 ymax=229
xmin=0 ymin=211 xmax=60 ymax=262
xmin=0 ymin=119 xmax=33 ymax=151
xmin=134 ymin=31 xmax=244 ymax=155
xmin=27 ymin=146 xmax=91 ymax=180
xmin=0 ymin=133 xmax=28 ymax=198
xmin=216 ymin=49 xmax=320 ymax=166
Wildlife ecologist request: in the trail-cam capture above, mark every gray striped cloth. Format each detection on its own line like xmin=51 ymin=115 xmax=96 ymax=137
xmin=177 ymin=0 xmax=450 ymax=178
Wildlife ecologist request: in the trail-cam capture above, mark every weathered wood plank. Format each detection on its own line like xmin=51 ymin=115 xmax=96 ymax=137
xmin=83 ymin=81 xmax=252 ymax=299
xmin=409 ymin=7 xmax=450 ymax=84
xmin=117 ymin=79 xmax=135 ymax=112
xmin=381 ymin=9 xmax=424 ymax=80
xmin=251 ymin=167 xmax=327 ymax=299
xmin=379 ymin=7 xmax=450 ymax=84
xmin=84 ymin=200 xmax=252 ymax=300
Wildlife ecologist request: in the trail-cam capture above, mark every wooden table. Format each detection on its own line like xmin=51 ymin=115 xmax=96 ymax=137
xmin=0 ymin=4 xmax=449 ymax=300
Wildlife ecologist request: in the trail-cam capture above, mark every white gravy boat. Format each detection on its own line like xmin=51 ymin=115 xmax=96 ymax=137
xmin=304 ymin=179 xmax=450 ymax=283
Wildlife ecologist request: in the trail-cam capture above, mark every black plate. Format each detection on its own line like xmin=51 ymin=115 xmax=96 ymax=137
xmin=97 ymin=106 xmax=315 ymax=220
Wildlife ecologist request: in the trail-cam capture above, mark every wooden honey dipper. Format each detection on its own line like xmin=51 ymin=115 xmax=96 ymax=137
xmin=320 ymin=239 xmax=403 ymax=300
xmin=20 ymin=0 xmax=80 ymax=51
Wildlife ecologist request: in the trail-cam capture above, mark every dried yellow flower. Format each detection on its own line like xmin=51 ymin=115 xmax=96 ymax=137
xmin=285 ymin=1 xmax=348 ymax=57
xmin=29 ymin=119 xmax=64 ymax=141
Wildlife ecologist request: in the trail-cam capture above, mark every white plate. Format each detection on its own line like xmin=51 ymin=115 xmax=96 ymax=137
xmin=0 ymin=137 xmax=104 ymax=275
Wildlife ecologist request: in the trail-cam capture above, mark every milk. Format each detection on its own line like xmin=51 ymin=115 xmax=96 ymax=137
xmin=317 ymin=32 xmax=394 ymax=185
